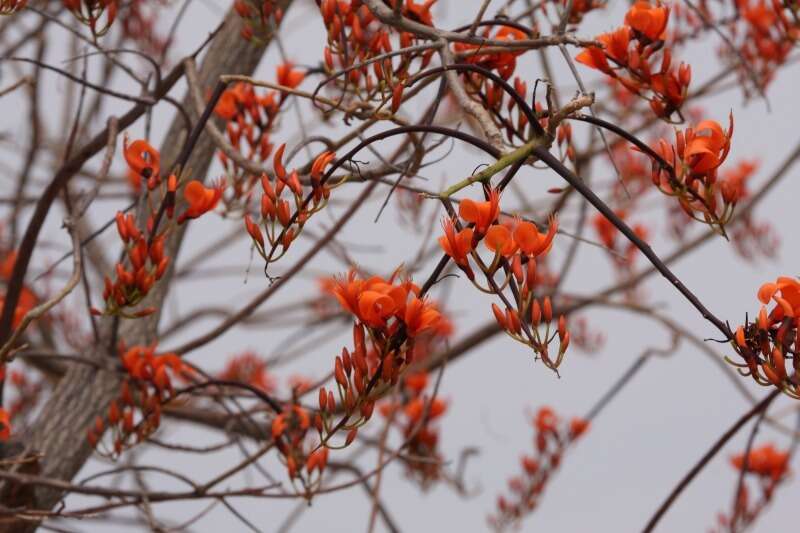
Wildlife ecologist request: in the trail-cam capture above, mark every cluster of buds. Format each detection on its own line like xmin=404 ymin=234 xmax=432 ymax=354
xmin=219 ymin=351 xmax=277 ymax=393
xmin=379 ymin=372 xmax=448 ymax=487
xmin=271 ymin=402 xmax=331 ymax=485
xmin=711 ymin=443 xmax=790 ymax=533
xmin=213 ymin=65 xmax=305 ymax=197
xmin=62 ymin=0 xmax=117 ymax=37
xmin=88 ymin=344 xmax=188 ymax=456
xmin=243 ymin=145 xmax=334 ymax=263
xmin=318 ymin=0 xmax=436 ymax=110
xmin=453 ymin=25 xmax=529 ymax=81
xmin=102 ymin=211 xmax=169 ymax=317
xmin=647 ymin=115 xmax=735 ymax=232
xmin=488 ymin=407 xmax=589 ymax=532
xmin=0 ymin=0 xmax=25 ymax=15
xmin=101 ymin=138 xmax=223 ymax=316
xmin=233 ymin=0 xmax=283 ymax=42
xmin=314 ymin=270 xmax=447 ymax=452
xmin=724 ymin=0 xmax=800 ymax=95
xmin=438 ymin=189 xmax=568 ymax=370
xmin=730 ymin=276 xmax=800 ymax=398
xmin=576 ymin=1 xmax=691 ymax=121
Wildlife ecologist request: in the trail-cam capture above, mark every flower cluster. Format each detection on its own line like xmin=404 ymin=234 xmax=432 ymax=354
xmin=100 ymin=139 xmax=223 ymax=317
xmin=243 ymin=145 xmax=334 ymax=263
xmin=234 ymin=0 xmax=283 ymax=42
xmin=439 ymin=190 xmax=568 ymax=370
xmin=646 ymin=115 xmax=735 ymax=231
xmin=88 ymin=344 xmax=188 ymax=456
xmin=488 ymin=407 xmax=589 ymax=532
xmin=318 ymin=0 xmax=437 ymax=109
xmin=213 ymin=65 xmax=304 ymax=198
xmin=711 ymin=443 xmax=790 ymax=533
xmin=63 ymin=0 xmax=118 ymax=38
xmin=453 ymin=25 xmax=529 ymax=81
xmin=731 ymin=276 xmax=800 ymax=397
xmin=576 ymin=1 xmax=691 ymax=121
xmin=593 ymin=210 xmax=649 ymax=276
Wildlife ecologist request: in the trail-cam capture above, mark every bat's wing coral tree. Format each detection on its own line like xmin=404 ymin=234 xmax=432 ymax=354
xmin=0 ymin=0 xmax=799 ymax=531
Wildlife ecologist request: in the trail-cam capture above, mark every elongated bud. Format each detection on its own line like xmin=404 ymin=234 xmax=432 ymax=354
xmin=492 ymin=303 xmax=508 ymax=331
xmin=507 ymin=308 xmax=521 ymax=334
xmin=319 ymin=388 xmax=328 ymax=411
xmin=345 ymin=428 xmax=358 ymax=446
xmin=341 ymin=348 xmax=352 ymax=376
xmin=531 ymin=299 xmax=542 ymax=326
xmin=543 ymin=297 xmax=553 ymax=322
xmin=273 ymin=143 xmax=287 ymax=180
xmin=391 ymin=83 xmax=404 ymax=114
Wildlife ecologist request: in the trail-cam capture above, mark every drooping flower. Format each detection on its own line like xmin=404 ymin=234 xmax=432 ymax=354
xmin=124 ymin=138 xmax=160 ymax=181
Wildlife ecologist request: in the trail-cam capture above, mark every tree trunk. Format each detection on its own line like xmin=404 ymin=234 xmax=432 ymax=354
xmin=0 ymin=4 xmax=293 ymax=530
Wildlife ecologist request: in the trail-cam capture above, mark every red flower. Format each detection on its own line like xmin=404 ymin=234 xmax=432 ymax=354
xmin=459 ymin=189 xmax=500 ymax=234
xmin=124 ymin=138 xmax=160 ymax=181
xmin=178 ymin=180 xmax=224 ymax=223
xmin=625 ymin=1 xmax=670 ymax=42
xmin=276 ymin=62 xmax=305 ymax=89
xmin=513 ymin=217 xmax=558 ymax=257
xmin=438 ymin=218 xmax=474 ymax=267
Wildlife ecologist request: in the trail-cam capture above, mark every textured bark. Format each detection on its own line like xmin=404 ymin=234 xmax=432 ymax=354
xmin=0 ymin=4 xmax=293 ymax=530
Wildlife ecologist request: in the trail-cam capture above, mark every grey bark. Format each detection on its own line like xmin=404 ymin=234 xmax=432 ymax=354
xmin=0 ymin=4 xmax=294 ymax=530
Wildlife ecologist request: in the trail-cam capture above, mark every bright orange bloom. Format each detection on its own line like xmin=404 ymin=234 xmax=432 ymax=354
xmin=513 ymin=217 xmax=558 ymax=257
xmin=625 ymin=1 xmax=669 ymax=41
xmin=731 ymin=443 xmax=790 ymax=481
xmin=404 ymin=397 xmax=447 ymax=424
xmin=404 ymin=296 xmax=442 ymax=337
xmin=124 ymin=138 xmax=160 ymax=180
xmin=757 ymin=276 xmax=800 ymax=318
xmin=459 ymin=189 xmax=501 ymax=234
xmin=438 ymin=218 xmax=474 ymax=267
xmin=682 ymin=117 xmax=734 ymax=176
xmin=276 ymin=62 xmax=305 ymax=89
xmin=484 ymin=224 xmax=517 ymax=256
xmin=178 ymin=180 xmax=224 ymax=223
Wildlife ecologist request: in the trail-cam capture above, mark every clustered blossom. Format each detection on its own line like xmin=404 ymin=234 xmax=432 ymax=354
xmin=488 ymin=407 xmax=589 ymax=532
xmin=99 ymin=139 xmax=223 ymax=317
xmin=213 ymin=64 xmax=305 ymax=199
xmin=646 ymin=115 xmax=736 ymax=232
xmin=711 ymin=443 xmax=790 ymax=533
xmin=731 ymin=276 xmax=800 ymax=398
xmin=233 ymin=0 xmax=283 ymax=42
xmin=63 ymin=0 xmax=118 ymax=37
xmin=243 ymin=144 xmax=334 ymax=263
xmin=576 ymin=1 xmax=691 ymax=121
xmin=88 ymin=344 xmax=188 ymax=456
xmin=317 ymin=0 xmax=438 ymax=111
xmin=438 ymin=189 xmax=569 ymax=371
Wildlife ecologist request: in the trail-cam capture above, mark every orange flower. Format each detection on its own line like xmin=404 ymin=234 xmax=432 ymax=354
xmin=484 ymin=224 xmax=517 ymax=256
xmin=731 ymin=443 xmax=790 ymax=481
xmin=625 ymin=1 xmax=670 ymax=42
xmin=123 ymin=138 xmax=160 ymax=180
xmin=459 ymin=189 xmax=501 ymax=234
xmin=682 ymin=115 xmax=734 ymax=175
xmin=513 ymin=217 xmax=558 ymax=257
xmin=404 ymin=296 xmax=441 ymax=337
xmin=757 ymin=276 xmax=800 ymax=318
xmin=276 ymin=62 xmax=305 ymax=89
xmin=178 ymin=180 xmax=224 ymax=223
xmin=438 ymin=218 xmax=474 ymax=267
